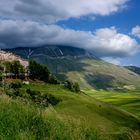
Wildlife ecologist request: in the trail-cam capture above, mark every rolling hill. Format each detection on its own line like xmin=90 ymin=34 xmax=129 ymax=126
xmin=4 ymin=45 xmax=140 ymax=89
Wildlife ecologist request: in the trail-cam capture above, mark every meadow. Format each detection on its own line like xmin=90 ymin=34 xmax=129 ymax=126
xmin=0 ymin=81 xmax=140 ymax=139
xmin=85 ymin=89 xmax=140 ymax=117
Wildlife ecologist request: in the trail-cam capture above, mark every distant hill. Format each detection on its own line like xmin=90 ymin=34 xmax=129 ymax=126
xmin=125 ymin=66 xmax=140 ymax=75
xmin=4 ymin=45 xmax=140 ymax=89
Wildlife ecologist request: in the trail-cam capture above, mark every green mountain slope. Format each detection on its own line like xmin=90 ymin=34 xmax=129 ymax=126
xmin=5 ymin=46 xmax=140 ymax=89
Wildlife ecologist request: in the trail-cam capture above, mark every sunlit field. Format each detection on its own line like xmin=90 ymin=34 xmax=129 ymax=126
xmin=85 ymin=90 xmax=140 ymax=117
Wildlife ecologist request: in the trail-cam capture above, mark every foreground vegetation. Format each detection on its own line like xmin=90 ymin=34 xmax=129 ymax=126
xmin=0 ymin=81 xmax=140 ymax=139
xmin=0 ymin=93 xmax=99 ymax=140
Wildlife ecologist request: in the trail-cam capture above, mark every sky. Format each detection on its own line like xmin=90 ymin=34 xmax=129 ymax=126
xmin=0 ymin=0 xmax=140 ymax=66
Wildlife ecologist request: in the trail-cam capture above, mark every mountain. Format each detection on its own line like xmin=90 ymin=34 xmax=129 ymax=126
xmin=4 ymin=45 xmax=140 ymax=89
xmin=125 ymin=66 xmax=140 ymax=75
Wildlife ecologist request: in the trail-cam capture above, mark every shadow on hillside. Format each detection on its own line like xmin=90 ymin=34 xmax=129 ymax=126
xmin=85 ymin=74 xmax=115 ymax=90
xmin=54 ymin=73 xmax=68 ymax=81
xmin=46 ymin=57 xmax=90 ymax=73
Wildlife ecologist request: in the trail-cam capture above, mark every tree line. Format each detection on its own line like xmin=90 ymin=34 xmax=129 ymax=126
xmin=0 ymin=60 xmax=80 ymax=93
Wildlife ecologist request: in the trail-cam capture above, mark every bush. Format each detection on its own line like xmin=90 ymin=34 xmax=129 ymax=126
xmin=73 ymin=82 xmax=80 ymax=93
xmin=10 ymin=81 xmax=22 ymax=90
xmin=49 ymin=75 xmax=60 ymax=84
xmin=6 ymin=81 xmax=23 ymax=97
xmin=46 ymin=94 xmax=61 ymax=106
xmin=26 ymin=89 xmax=41 ymax=97
xmin=26 ymin=89 xmax=61 ymax=107
xmin=65 ymin=80 xmax=80 ymax=93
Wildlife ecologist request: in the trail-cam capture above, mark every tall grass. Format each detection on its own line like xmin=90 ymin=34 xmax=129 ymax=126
xmin=0 ymin=95 xmax=100 ymax=140
xmin=0 ymin=82 xmax=140 ymax=140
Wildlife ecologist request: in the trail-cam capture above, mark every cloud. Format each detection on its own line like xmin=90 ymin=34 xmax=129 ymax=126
xmin=93 ymin=27 xmax=138 ymax=57
xmin=0 ymin=0 xmax=128 ymax=23
xmin=131 ymin=26 xmax=140 ymax=38
xmin=0 ymin=20 xmax=138 ymax=57
xmin=103 ymin=57 xmax=122 ymax=65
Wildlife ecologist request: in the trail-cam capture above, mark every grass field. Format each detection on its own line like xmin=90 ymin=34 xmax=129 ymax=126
xmin=85 ymin=90 xmax=140 ymax=117
xmin=0 ymin=82 xmax=140 ymax=139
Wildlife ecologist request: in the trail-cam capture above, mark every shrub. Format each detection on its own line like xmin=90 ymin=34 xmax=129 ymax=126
xmin=10 ymin=81 xmax=22 ymax=90
xmin=73 ymin=82 xmax=80 ymax=93
xmin=65 ymin=80 xmax=80 ymax=93
xmin=65 ymin=80 xmax=74 ymax=91
xmin=26 ymin=89 xmax=61 ymax=107
xmin=26 ymin=89 xmax=41 ymax=97
xmin=49 ymin=75 xmax=60 ymax=84
xmin=46 ymin=94 xmax=61 ymax=105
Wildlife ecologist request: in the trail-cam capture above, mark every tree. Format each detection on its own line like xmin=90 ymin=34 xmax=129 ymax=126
xmin=5 ymin=61 xmax=11 ymax=74
xmin=73 ymin=82 xmax=80 ymax=93
xmin=29 ymin=60 xmax=50 ymax=82
xmin=29 ymin=60 xmax=59 ymax=84
xmin=65 ymin=80 xmax=74 ymax=91
xmin=11 ymin=61 xmax=22 ymax=78
xmin=0 ymin=71 xmax=2 ymax=82
xmin=65 ymin=80 xmax=80 ymax=93
xmin=0 ymin=64 xmax=4 ymax=81
xmin=4 ymin=61 xmax=25 ymax=79
xmin=49 ymin=74 xmax=59 ymax=84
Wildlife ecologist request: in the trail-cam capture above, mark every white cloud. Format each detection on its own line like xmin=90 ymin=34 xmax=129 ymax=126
xmin=103 ymin=57 xmax=122 ymax=65
xmin=0 ymin=0 xmax=128 ymax=23
xmin=0 ymin=20 xmax=138 ymax=57
xmin=131 ymin=25 xmax=140 ymax=38
xmin=94 ymin=27 xmax=138 ymax=56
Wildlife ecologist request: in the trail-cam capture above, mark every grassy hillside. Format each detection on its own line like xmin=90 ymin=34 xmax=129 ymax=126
xmin=6 ymin=46 xmax=140 ymax=90
xmin=0 ymin=81 xmax=140 ymax=139
xmin=42 ymin=57 xmax=140 ymax=89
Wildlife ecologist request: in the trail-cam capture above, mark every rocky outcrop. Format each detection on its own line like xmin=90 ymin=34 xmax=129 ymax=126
xmin=0 ymin=50 xmax=28 ymax=68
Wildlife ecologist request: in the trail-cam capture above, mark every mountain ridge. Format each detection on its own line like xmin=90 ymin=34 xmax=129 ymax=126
xmin=4 ymin=45 xmax=99 ymax=60
xmin=3 ymin=45 xmax=140 ymax=90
